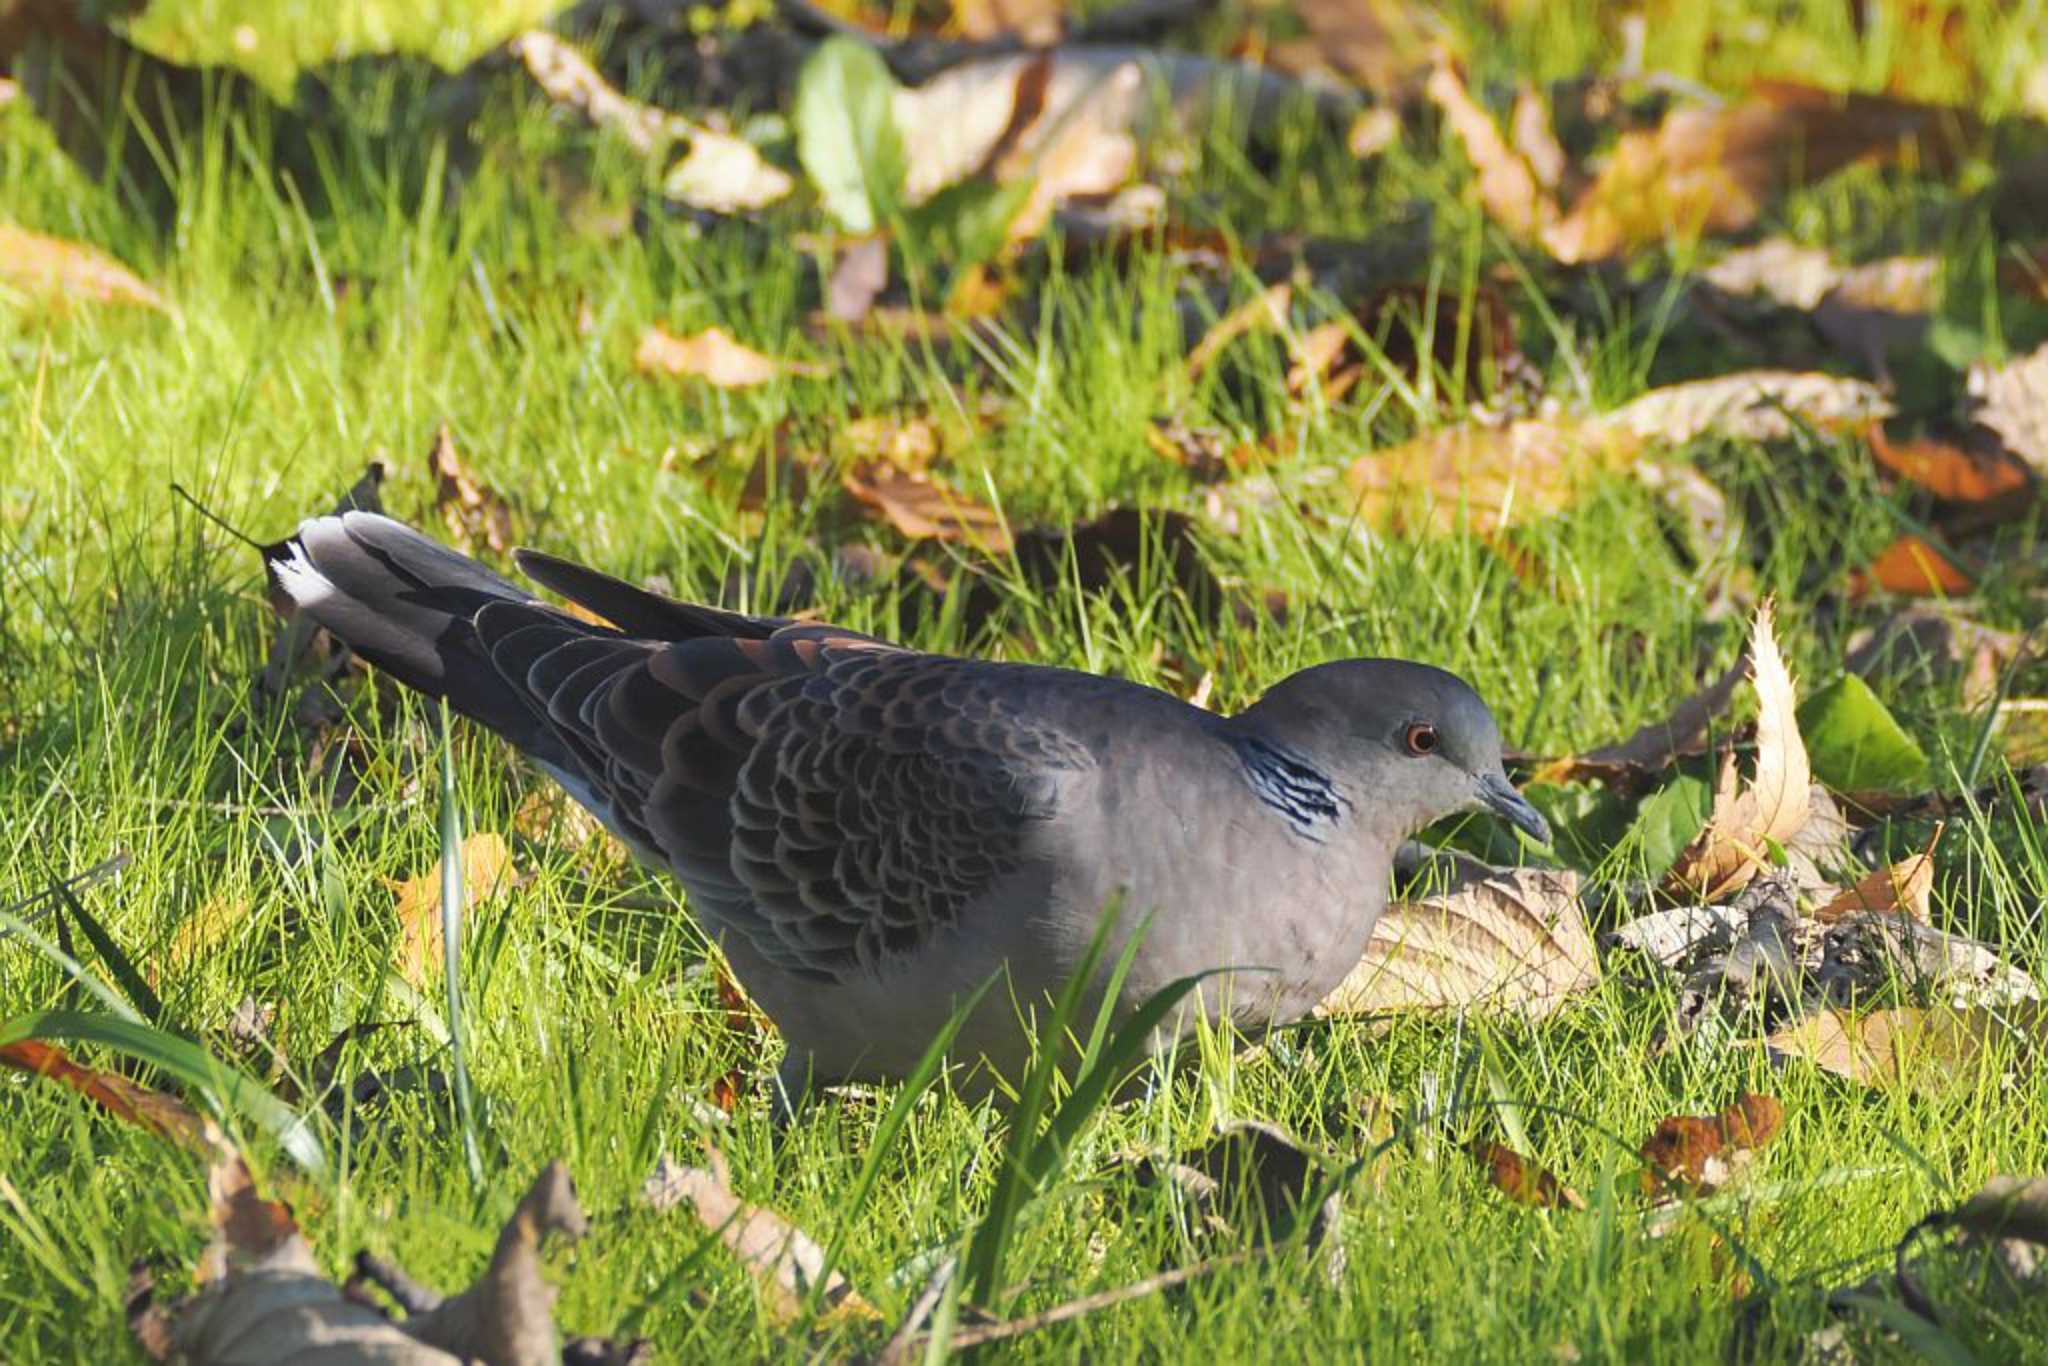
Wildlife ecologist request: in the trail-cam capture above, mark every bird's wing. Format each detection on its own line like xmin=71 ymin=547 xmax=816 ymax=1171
xmin=472 ymin=605 xmax=1098 ymax=981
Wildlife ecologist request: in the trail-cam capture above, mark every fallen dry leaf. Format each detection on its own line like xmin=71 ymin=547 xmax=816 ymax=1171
xmin=509 ymin=30 xmax=791 ymax=214
xmin=995 ymin=54 xmax=1141 ymax=244
xmin=1468 ymin=1140 xmax=1585 ymax=1210
xmin=1813 ymin=831 xmax=1938 ymax=923
xmin=140 ymin=1153 xmax=610 ymax=1365
xmin=0 ymin=1039 xmax=228 ymax=1162
xmin=1320 ymin=865 xmax=1599 ymax=1018
xmin=825 ymin=235 xmax=889 ymax=324
xmin=1528 ymin=653 xmax=1748 ymax=791
xmin=1124 ymin=1120 xmax=1346 ymax=1277
xmin=635 ymin=325 xmax=831 ymax=387
xmin=1187 ymin=282 xmax=1292 ymax=378
xmin=843 ymin=462 xmax=1010 ymax=551
xmin=1766 ymin=1001 xmax=2048 ymax=1092
xmin=640 ymin=1149 xmax=874 ymax=1324
xmin=1666 ymin=601 xmax=1811 ymax=902
xmin=1603 ymin=371 xmax=1892 ymax=446
xmin=1851 ymin=534 xmax=1974 ymax=597
xmin=0 ymin=223 xmax=166 ymax=310
xmin=950 ymin=0 xmax=1066 ymax=44
xmin=1346 ymin=417 xmax=1639 ymax=536
xmin=387 ymin=833 xmax=518 ymax=992
xmin=1637 ymin=1093 xmax=1784 ymax=1196
xmin=1969 ymin=341 xmax=2048 ymax=477
xmin=428 ymin=424 xmax=515 ymax=557
xmin=1542 ymin=84 xmax=1973 ymax=263
xmin=1427 ymin=64 xmax=1555 ymax=240
xmin=1867 ymin=425 xmax=2031 ymax=504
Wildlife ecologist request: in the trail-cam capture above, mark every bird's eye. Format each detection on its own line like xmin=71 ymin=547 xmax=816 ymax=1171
xmin=1403 ymin=722 xmax=1440 ymax=756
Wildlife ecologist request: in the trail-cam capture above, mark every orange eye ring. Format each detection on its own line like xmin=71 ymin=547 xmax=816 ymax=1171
xmin=1404 ymin=722 xmax=1439 ymax=756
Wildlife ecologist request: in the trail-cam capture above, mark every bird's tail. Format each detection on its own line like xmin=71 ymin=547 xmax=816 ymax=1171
xmin=269 ymin=510 xmax=583 ymax=767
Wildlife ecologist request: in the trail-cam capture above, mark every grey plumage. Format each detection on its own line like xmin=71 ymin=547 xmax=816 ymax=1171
xmin=273 ymin=512 xmax=1546 ymax=1099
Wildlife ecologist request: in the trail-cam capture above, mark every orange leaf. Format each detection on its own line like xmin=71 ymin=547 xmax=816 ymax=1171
xmin=1853 ymin=534 xmax=1973 ymax=596
xmin=1868 ymin=425 xmax=2030 ymax=503
xmin=1468 ymin=1139 xmax=1585 ymax=1209
xmin=1814 ymin=829 xmax=1939 ymax=923
xmin=635 ymin=325 xmax=830 ymax=386
xmin=0 ymin=1039 xmax=226 ymax=1159
xmin=1186 ymin=283 xmax=1292 ymax=378
xmin=1638 ymin=1093 xmax=1784 ymax=1195
xmin=428 ymin=423 xmax=515 ymax=555
xmin=386 ymin=833 xmax=518 ymax=991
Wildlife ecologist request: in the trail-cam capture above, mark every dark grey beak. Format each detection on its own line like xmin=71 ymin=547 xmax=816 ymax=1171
xmin=1477 ymin=770 xmax=1550 ymax=844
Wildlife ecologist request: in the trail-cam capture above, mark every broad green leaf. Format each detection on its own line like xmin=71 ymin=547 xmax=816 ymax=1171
xmin=1798 ymin=674 xmax=1928 ymax=792
xmin=1628 ymin=773 xmax=1712 ymax=880
xmin=794 ymin=36 xmax=906 ymax=235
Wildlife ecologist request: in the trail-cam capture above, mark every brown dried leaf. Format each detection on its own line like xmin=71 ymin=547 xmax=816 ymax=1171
xmin=1146 ymin=416 xmax=1232 ymax=483
xmin=1667 ymin=601 xmax=1811 ymax=902
xmin=387 ymin=833 xmax=518 ymax=992
xmin=1868 ymin=425 xmax=2032 ymax=504
xmin=1320 ymin=866 xmax=1599 ymax=1018
xmin=0 ymin=223 xmax=166 ymax=310
xmin=635 ymin=325 xmax=831 ymax=387
xmin=1528 ymin=653 xmax=1748 ymax=791
xmin=0 ymin=1040 xmax=228 ymax=1162
xmin=1426 ymin=64 xmax=1557 ymax=240
xmin=1766 ymin=1001 xmax=2048 ymax=1092
xmin=1542 ymin=84 xmax=1974 ymax=263
xmin=402 ymin=1161 xmax=590 ymax=1365
xmin=429 ymin=424 xmax=515 ymax=557
xmin=1850 ymin=534 xmax=1974 ymax=597
xmin=1701 ymin=237 xmax=1842 ymax=309
xmin=1187 ymin=282 xmax=1292 ymax=378
xmin=1289 ymin=0 xmax=1439 ymax=94
xmin=825 ymin=235 xmax=889 ymax=324
xmin=1813 ymin=833 xmax=1938 ymax=923
xmin=1345 ymin=417 xmax=1640 ymax=535
xmin=1468 ymin=1140 xmax=1585 ymax=1210
xmin=639 ymin=1150 xmax=875 ymax=1323
xmin=949 ymin=0 xmax=1065 ymax=44
xmin=842 ymin=415 xmax=941 ymax=470
xmin=1638 ymin=1093 xmax=1784 ymax=1195
xmin=843 ymin=463 xmax=1010 ymax=551
xmin=1847 ymin=606 xmax=2021 ymax=710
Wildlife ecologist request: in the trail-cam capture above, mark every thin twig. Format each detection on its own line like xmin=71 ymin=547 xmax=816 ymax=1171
xmin=873 ymin=1253 xmax=957 ymax=1366
xmin=0 ymin=850 xmax=131 ymax=935
xmin=894 ymin=1248 xmax=1259 ymax=1356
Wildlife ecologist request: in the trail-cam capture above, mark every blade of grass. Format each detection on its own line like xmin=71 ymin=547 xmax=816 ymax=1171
xmin=438 ymin=700 xmax=485 ymax=1190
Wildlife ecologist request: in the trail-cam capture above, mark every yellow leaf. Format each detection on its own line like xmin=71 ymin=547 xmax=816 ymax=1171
xmin=0 ymin=224 xmax=166 ymax=310
xmin=386 ymin=833 xmax=517 ymax=991
xmin=634 ymin=325 xmax=830 ymax=387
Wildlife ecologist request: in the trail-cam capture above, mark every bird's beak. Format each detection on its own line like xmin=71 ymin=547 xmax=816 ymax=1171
xmin=1476 ymin=770 xmax=1550 ymax=844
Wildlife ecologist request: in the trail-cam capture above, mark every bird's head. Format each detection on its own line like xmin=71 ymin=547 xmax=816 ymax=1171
xmin=1235 ymin=659 xmax=1549 ymax=845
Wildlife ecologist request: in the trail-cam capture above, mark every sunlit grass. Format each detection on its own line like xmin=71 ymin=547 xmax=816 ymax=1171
xmin=4 ymin=2 xmax=2048 ymax=1360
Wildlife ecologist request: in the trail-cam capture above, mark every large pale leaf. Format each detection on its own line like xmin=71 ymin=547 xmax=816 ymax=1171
xmin=1767 ymin=1002 xmax=2048 ymax=1092
xmin=1667 ymin=602 xmax=1811 ymax=902
xmin=1320 ymin=866 xmax=1598 ymax=1018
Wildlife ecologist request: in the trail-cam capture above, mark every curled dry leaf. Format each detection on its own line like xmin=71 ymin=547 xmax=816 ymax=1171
xmin=0 ymin=1039 xmax=229 ymax=1163
xmin=1529 ymin=652 xmax=1748 ymax=791
xmin=635 ymin=325 xmax=831 ymax=387
xmin=509 ymin=30 xmax=791 ymax=214
xmin=0 ymin=223 xmax=166 ymax=310
xmin=1666 ymin=601 xmax=1811 ymax=903
xmin=1467 ymin=1140 xmax=1585 ymax=1210
xmin=1319 ymin=865 xmax=1599 ymax=1019
xmin=843 ymin=462 xmax=1010 ymax=551
xmin=429 ymin=424 xmax=515 ymax=557
xmin=1766 ymin=1001 xmax=2048 ymax=1092
xmin=1812 ymin=831 xmax=1938 ymax=923
xmin=387 ymin=833 xmax=518 ymax=992
xmin=640 ymin=1150 xmax=874 ymax=1324
xmin=1846 ymin=606 xmax=2022 ymax=710
xmin=1850 ymin=534 xmax=1973 ymax=598
xmin=1637 ymin=1093 xmax=1784 ymax=1196
xmin=1426 ymin=64 xmax=1555 ymax=239
xmin=1186 ymin=282 xmax=1292 ymax=378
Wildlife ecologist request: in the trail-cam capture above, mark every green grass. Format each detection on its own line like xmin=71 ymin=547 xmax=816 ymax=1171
xmin=5 ymin=2 xmax=2048 ymax=1360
